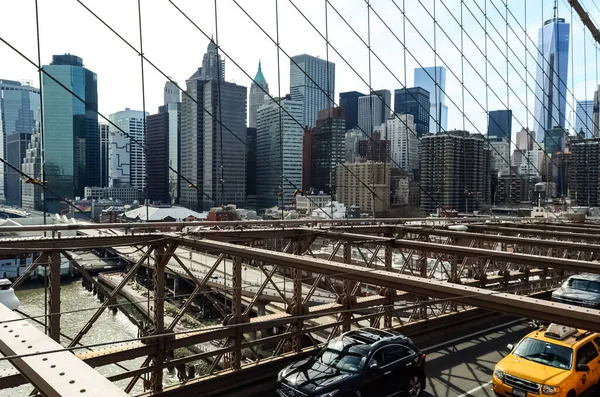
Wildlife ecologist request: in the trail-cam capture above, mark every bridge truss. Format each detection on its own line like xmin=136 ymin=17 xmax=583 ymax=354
xmin=1 ymin=219 xmax=600 ymax=396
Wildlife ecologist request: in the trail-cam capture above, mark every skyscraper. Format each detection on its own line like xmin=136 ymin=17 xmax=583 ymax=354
xmin=344 ymin=128 xmax=363 ymax=162
xmin=339 ymin=91 xmax=365 ymax=131
xmin=533 ymin=16 xmax=570 ymax=142
xmin=388 ymin=113 xmax=419 ymax=173
xmin=487 ymin=110 xmax=513 ymax=140
xmin=421 ymin=131 xmax=491 ymax=213
xmin=200 ymin=39 xmax=225 ymax=81
xmin=42 ymin=54 xmax=98 ymax=211
xmin=357 ymin=90 xmax=391 ymax=135
xmin=164 ymin=80 xmax=181 ymax=105
xmin=202 ymin=80 xmax=247 ymax=208
xmin=414 ymin=67 xmax=447 ymax=134
xmin=180 ymin=40 xmax=246 ymax=210
xmin=249 ymin=61 xmax=269 ymax=128
xmin=21 ymin=125 xmax=42 ymax=211
xmin=516 ymin=127 xmax=534 ymax=151
xmin=290 ymin=54 xmax=335 ymax=128
xmin=146 ymin=107 xmax=170 ymax=204
xmin=256 ymin=96 xmax=303 ymax=208
xmin=310 ymin=107 xmax=346 ymax=194
xmin=393 ymin=87 xmax=430 ymax=137
xmin=108 ymin=108 xmax=147 ymax=194
xmin=575 ymin=99 xmax=594 ymax=138
xmin=0 ymin=79 xmax=40 ymax=204
xmin=6 ymin=132 xmax=31 ymax=206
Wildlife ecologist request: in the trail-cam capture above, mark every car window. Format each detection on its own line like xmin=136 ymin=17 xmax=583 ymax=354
xmin=316 ymin=338 xmax=370 ymax=374
xmin=369 ymin=349 xmax=385 ymax=367
xmin=382 ymin=344 xmax=415 ymax=365
xmin=513 ymin=337 xmax=572 ymax=370
xmin=577 ymin=342 xmax=599 ymax=365
xmin=593 ymin=337 xmax=600 ymax=349
xmin=566 ymin=278 xmax=600 ymax=293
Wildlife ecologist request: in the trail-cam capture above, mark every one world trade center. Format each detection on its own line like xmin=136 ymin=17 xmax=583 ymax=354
xmin=533 ymin=13 xmax=570 ymax=144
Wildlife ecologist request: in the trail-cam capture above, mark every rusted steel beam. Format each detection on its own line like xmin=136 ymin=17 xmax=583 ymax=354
xmin=68 ymin=245 xmax=157 ymax=347
xmin=48 ymin=252 xmax=61 ymax=342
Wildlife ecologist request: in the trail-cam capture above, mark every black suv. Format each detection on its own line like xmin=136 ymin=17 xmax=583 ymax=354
xmin=276 ymin=328 xmax=426 ymax=397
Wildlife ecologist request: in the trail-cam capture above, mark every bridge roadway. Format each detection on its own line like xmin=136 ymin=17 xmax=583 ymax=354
xmin=256 ymin=319 xmax=554 ymax=397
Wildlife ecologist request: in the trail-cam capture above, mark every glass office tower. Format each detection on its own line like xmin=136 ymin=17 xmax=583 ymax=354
xmin=42 ymin=54 xmax=98 ymax=212
xmin=533 ymin=17 xmax=570 ymax=143
xmin=290 ymin=54 xmax=336 ymax=128
xmin=414 ymin=67 xmax=447 ymax=134
xmin=0 ymin=79 xmax=40 ymax=204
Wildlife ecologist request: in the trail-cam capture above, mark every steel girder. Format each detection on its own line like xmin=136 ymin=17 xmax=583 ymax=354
xmin=0 ymin=304 xmax=128 ymax=397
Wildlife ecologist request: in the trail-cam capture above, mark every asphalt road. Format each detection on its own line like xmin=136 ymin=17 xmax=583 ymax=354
xmin=421 ymin=321 xmax=530 ymax=397
xmin=263 ymin=319 xmax=533 ymax=397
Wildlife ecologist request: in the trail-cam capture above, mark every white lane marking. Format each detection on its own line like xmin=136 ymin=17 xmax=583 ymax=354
xmin=456 ymin=380 xmax=493 ymax=397
xmin=423 ymin=319 xmax=524 ymax=353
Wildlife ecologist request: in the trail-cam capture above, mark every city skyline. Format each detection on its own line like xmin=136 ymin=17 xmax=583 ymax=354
xmin=2 ymin=1 xmax=596 ymax=142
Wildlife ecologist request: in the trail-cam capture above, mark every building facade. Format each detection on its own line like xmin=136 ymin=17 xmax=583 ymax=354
xmin=575 ymin=100 xmax=594 ymax=138
xmin=108 ymin=108 xmax=147 ymax=194
xmin=256 ymin=97 xmax=303 ymax=208
xmin=358 ymin=129 xmax=391 ymax=163
xmin=84 ymin=186 xmax=139 ymax=204
xmin=336 ymin=161 xmax=390 ymax=213
xmin=345 ymin=128 xmax=363 ymax=163
xmin=146 ymin=108 xmax=170 ymax=204
xmin=6 ymin=132 xmax=31 ymax=206
xmin=487 ymin=109 xmax=513 ymax=140
xmin=516 ymin=127 xmax=534 ymax=151
xmin=414 ymin=67 xmax=447 ymax=134
xmin=99 ymin=122 xmax=110 ymax=187
xmin=393 ymin=87 xmax=430 ymax=137
xmin=21 ymin=127 xmax=42 ymax=211
xmin=41 ymin=54 xmax=99 ymax=211
xmin=572 ymin=139 xmax=600 ymax=206
xmin=0 ymin=79 xmax=40 ymax=203
xmin=388 ymin=114 xmax=419 ymax=173
xmin=420 ymin=131 xmax=491 ymax=213
xmin=249 ymin=61 xmax=269 ymax=128
xmin=290 ymin=54 xmax=335 ymax=128
xmin=488 ymin=137 xmax=511 ymax=176
xmin=544 ymin=126 xmax=567 ymax=154
xmin=357 ymin=90 xmax=391 ymax=136
xmin=533 ymin=17 xmax=570 ymax=142
xmin=339 ymin=91 xmax=365 ymax=131
xmin=164 ymin=80 xmax=181 ymax=105
xmin=246 ymin=128 xmax=257 ymax=202
xmin=202 ymin=80 xmax=247 ymax=208
xmin=180 ymin=75 xmax=205 ymax=209
xmin=310 ymin=108 xmax=346 ymax=194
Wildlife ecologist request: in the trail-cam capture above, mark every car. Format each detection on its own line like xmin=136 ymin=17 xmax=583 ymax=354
xmin=492 ymin=323 xmax=600 ymax=397
xmin=552 ymin=274 xmax=600 ymax=308
xmin=276 ymin=327 xmax=426 ymax=397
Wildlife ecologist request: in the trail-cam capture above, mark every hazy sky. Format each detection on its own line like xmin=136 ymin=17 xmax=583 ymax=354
xmin=2 ymin=0 xmax=600 ymax=140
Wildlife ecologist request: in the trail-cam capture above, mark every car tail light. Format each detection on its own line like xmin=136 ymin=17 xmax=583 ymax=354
xmin=420 ymin=353 xmax=426 ymax=363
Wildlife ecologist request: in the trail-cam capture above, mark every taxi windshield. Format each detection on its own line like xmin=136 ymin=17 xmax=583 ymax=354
xmin=513 ymin=337 xmax=572 ymax=370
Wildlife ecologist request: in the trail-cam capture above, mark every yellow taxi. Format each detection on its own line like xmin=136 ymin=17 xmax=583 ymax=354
xmin=493 ymin=323 xmax=600 ymax=397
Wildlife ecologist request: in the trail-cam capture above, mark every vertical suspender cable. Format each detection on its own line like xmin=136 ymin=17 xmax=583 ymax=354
xmin=275 ymin=0 xmax=283 ymax=220
xmin=33 ymin=0 xmax=48 ymax=334
xmin=214 ymin=0 xmax=225 ymax=208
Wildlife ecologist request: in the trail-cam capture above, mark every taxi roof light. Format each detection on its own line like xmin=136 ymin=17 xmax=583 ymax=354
xmin=544 ymin=323 xmax=578 ymax=340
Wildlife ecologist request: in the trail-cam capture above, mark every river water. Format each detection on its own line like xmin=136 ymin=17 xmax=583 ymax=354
xmin=1 ymin=280 xmax=186 ymax=396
